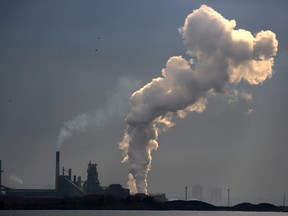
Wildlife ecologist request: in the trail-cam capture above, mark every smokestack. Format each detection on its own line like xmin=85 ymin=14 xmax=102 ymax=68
xmin=0 ymin=160 xmax=2 ymax=195
xmin=73 ymin=175 xmax=77 ymax=184
xmin=55 ymin=151 xmax=60 ymax=191
xmin=77 ymin=176 xmax=81 ymax=187
xmin=68 ymin=168 xmax=72 ymax=181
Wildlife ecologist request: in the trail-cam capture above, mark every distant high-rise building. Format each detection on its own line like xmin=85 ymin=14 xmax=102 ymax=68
xmin=210 ymin=187 xmax=222 ymax=206
xmin=191 ymin=183 xmax=203 ymax=201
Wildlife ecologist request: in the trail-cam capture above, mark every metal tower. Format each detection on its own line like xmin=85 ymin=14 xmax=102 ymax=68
xmin=227 ymin=188 xmax=230 ymax=207
xmin=82 ymin=161 xmax=104 ymax=194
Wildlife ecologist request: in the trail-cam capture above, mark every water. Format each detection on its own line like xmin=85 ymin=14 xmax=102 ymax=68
xmin=0 ymin=211 xmax=285 ymax=216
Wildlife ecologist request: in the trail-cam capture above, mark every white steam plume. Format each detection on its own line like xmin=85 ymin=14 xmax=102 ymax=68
xmin=9 ymin=173 xmax=24 ymax=186
xmin=119 ymin=5 xmax=278 ymax=194
xmin=57 ymin=76 xmax=141 ymax=149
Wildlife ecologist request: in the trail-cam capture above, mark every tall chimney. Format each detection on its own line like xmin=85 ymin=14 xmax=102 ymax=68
xmin=55 ymin=151 xmax=60 ymax=191
xmin=68 ymin=168 xmax=72 ymax=181
xmin=0 ymin=160 xmax=2 ymax=195
xmin=77 ymin=176 xmax=81 ymax=187
xmin=73 ymin=175 xmax=77 ymax=184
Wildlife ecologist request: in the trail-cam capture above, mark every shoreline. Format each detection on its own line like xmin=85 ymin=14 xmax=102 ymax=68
xmin=0 ymin=195 xmax=286 ymax=212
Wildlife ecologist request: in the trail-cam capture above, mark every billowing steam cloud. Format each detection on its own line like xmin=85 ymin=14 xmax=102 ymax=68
xmin=57 ymin=76 xmax=141 ymax=149
xmin=119 ymin=5 xmax=278 ymax=194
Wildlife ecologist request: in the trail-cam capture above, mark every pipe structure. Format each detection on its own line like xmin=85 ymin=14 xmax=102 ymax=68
xmin=68 ymin=168 xmax=72 ymax=181
xmin=227 ymin=188 xmax=230 ymax=207
xmin=73 ymin=175 xmax=77 ymax=184
xmin=55 ymin=151 xmax=60 ymax=191
xmin=0 ymin=160 xmax=2 ymax=195
xmin=77 ymin=176 xmax=82 ymax=188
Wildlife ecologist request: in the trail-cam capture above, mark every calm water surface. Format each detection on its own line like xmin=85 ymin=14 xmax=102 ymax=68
xmin=0 ymin=211 xmax=286 ymax=216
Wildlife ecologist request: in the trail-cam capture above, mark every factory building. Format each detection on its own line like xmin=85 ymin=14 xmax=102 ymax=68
xmin=106 ymin=184 xmax=130 ymax=199
xmin=0 ymin=152 xmax=129 ymax=199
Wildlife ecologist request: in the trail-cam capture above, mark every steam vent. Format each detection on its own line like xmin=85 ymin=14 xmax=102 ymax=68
xmin=0 ymin=151 xmax=130 ymax=199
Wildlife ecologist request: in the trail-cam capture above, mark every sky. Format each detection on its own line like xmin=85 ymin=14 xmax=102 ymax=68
xmin=1 ymin=0 xmax=288 ymax=205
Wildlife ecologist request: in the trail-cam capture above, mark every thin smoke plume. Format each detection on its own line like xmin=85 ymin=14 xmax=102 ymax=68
xmin=224 ymin=88 xmax=253 ymax=114
xmin=119 ymin=5 xmax=278 ymax=194
xmin=227 ymin=89 xmax=253 ymax=105
xmin=9 ymin=173 xmax=24 ymax=186
xmin=57 ymin=76 xmax=141 ymax=149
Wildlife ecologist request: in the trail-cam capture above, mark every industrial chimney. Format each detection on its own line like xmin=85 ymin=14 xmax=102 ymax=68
xmin=68 ymin=168 xmax=72 ymax=181
xmin=55 ymin=151 xmax=60 ymax=191
xmin=0 ymin=160 xmax=2 ymax=195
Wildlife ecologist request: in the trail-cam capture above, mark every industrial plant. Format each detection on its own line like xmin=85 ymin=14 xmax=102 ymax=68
xmin=0 ymin=151 xmax=130 ymax=199
xmin=0 ymin=153 xmax=285 ymax=212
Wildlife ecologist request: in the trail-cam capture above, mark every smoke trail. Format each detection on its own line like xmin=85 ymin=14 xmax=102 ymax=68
xmin=57 ymin=76 xmax=141 ymax=149
xmin=227 ymin=89 xmax=253 ymax=105
xmin=9 ymin=173 xmax=24 ymax=186
xmin=119 ymin=5 xmax=278 ymax=194
xmin=222 ymin=88 xmax=254 ymax=114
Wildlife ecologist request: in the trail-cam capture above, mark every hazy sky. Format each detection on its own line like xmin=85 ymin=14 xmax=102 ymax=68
xmin=1 ymin=0 xmax=288 ymax=205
